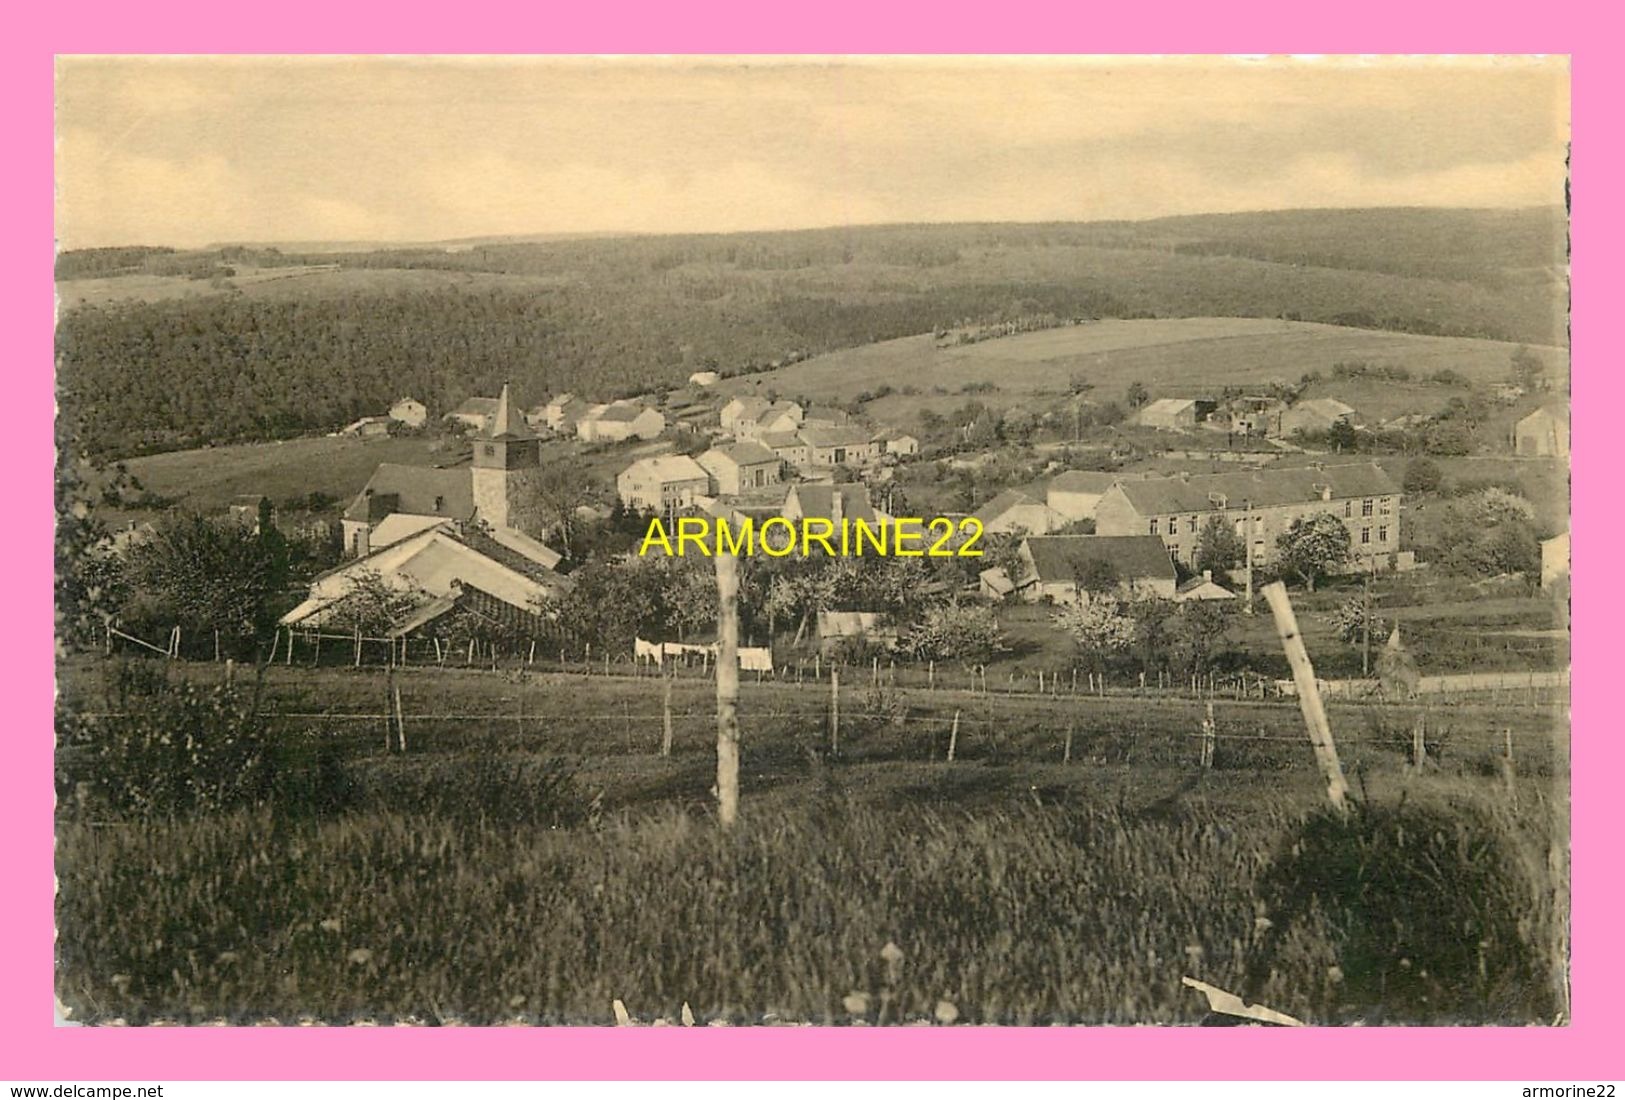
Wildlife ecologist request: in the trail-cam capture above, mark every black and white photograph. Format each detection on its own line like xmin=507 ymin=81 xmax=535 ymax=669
xmin=53 ymin=55 xmax=1571 ymax=1027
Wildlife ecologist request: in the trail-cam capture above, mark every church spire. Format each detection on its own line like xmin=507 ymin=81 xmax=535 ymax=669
xmin=489 ymin=382 xmax=529 ymax=438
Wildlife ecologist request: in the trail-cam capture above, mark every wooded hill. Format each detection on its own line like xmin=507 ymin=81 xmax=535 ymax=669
xmin=55 ymin=208 xmax=1567 ymax=460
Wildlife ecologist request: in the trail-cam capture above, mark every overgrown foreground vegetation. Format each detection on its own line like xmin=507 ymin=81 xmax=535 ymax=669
xmin=55 ymin=665 xmax=1568 ymax=1026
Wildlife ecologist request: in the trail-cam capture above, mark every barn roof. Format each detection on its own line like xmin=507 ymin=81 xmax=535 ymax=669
xmin=701 ymin=441 xmax=780 ymax=467
xmin=1023 ymin=535 xmax=1177 ymax=585
xmin=798 ymin=424 xmax=872 ymax=449
xmin=620 ymin=454 xmax=709 ymax=484
xmin=451 ymin=397 xmax=499 ymax=417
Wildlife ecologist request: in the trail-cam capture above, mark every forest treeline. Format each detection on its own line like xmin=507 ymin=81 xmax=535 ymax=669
xmin=56 ymin=209 xmax=1567 ymax=460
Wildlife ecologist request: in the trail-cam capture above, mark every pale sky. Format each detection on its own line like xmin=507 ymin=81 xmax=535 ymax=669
xmin=55 ymin=56 xmax=1570 ymax=250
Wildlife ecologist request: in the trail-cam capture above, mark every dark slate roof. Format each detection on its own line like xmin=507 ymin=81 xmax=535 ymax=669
xmin=344 ymin=464 xmax=475 ymax=522
xmin=1024 ymin=535 xmax=1177 ymax=584
xmin=456 ymin=528 xmax=574 ymax=592
xmin=1110 ymin=463 xmax=1400 ymax=516
xmin=788 ymin=484 xmax=878 ymax=525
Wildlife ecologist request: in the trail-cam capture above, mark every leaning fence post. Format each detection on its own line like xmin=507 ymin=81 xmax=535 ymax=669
xmin=395 ymin=682 xmax=407 ymax=752
xmin=1064 ymin=724 xmax=1073 ymax=765
xmin=1262 ymin=582 xmax=1350 ymax=813
xmin=947 ymin=711 xmax=959 ymax=763
xmin=1201 ymin=702 xmax=1216 ymax=769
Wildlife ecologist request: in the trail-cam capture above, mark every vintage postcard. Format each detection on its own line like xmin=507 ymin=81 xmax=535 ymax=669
xmin=52 ymin=55 xmax=1570 ymax=1027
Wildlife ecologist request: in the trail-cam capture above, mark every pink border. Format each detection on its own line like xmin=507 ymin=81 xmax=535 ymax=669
xmin=8 ymin=3 xmax=1618 ymax=1081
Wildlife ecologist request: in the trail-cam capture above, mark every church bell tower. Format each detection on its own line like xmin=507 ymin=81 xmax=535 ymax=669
xmin=470 ymin=383 xmax=545 ymax=532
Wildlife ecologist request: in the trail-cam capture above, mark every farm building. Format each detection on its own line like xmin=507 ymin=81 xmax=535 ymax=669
xmin=782 ymin=483 xmax=881 ymax=527
xmin=1047 ymin=470 xmax=1127 ymax=523
xmin=816 ymin=610 xmax=898 ymax=656
xmin=801 ymin=406 xmax=851 ymax=430
xmin=798 ymin=424 xmax=880 ymax=470
xmin=1094 ymin=462 xmax=1402 ymax=569
xmin=978 ymin=566 xmax=1018 ymax=600
xmin=280 ymin=522 xmax=571 ymax=633
xmin=876 ymin=430 xmax=920 ymax=457
xmin=1174 ymin=571 xmax=1236 ymax=602
xmin=1542 ymin=531 xmax=1570 ymax=591
xmin=446 ymin=396 xmax=500 ymax=433
xmin=1514 ymin=404 xmax=1570 ymax=457
xmin=759 ymin=429 xmax=811 ymax=470
xmin=972 ymin=489 xmax=1068 ymax=536
xmin=687 ymin=370 xmax=720 ymax=387
xmin=697 ymin=441 xmax=782 ymax=497
xmin=1226 ymin=396 xmax=1287 ymax=437
xmin=1279 ymin=398 xmax=1357 ymax=437
xmin=720 ymin=396 xmax=772 ymax=435
xmin=342 ymin=465 xmax=475 ymax=558
xmin=577 ymin=401 xmax=666 ymax=443
xmin=1136 ymin=398 xmax=1200 ymax=431
xmin=1014 ymin=535 xmax=1177 ymax=606
xmin=616 ymin=454 xmax=710 ymax=513
xmin=537 ymin=394 xmax=585 ymax=433
xmin=389 ymin=397 xmax=428 ymax=429
xmin=340 ymin=415 xmax=392 ymax=439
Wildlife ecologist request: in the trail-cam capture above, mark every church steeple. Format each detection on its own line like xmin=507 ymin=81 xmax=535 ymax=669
xmin=471 ymin=382 xmax=543 ymax=531
xmin=488 ymin=382 xmax=532 ymax=440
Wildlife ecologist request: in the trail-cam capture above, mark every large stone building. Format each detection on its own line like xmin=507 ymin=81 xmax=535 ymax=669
xmin=1094 ymin=463 xmax=1403 ymax=569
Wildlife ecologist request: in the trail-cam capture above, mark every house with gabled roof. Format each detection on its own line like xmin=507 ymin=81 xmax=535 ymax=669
xmin=1047 ymin=470 xmax=1131 ymax=523
xmin=446 ymin=396 xmax=500 ymax=433
xmin=577 ymin=400 xmax=666 ymax=442
xmin=1015 ymin=535 xmax=1178 ymax=606
xmin=759 ymin=429 xmax=810 ymax=470
xmin=972 ymin=489 xmax=1068 ymax=536
xmin=617 ymin=454 xmax=710 ymax=512
xmin=1137 ymin=398 xmax=1200 ymax=431
xmin=696 ymin=441 xmax=782 ymax=497
xmin=1280 ymin=398 xmax=1358 ymax=437
xmin=1514 ymin=404 xmax=1569 ymax=457
xmin=798 ymin=424 xmax=879 ymax=469
xmin=1094 ymin=462 xmax=1402 ymax=569
xmin=721 ymin=396 xmax=772 ymax=435
xmin=389 ymin=397 xmax=428 ymax=429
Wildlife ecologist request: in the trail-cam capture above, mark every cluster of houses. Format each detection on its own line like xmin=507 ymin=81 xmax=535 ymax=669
xmin=974 ymin=460 xmax=1410 ymax=608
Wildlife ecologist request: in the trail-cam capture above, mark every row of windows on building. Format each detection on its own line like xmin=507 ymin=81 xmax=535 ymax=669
xmin=1148 ymin=498 xmax=1394 ymax=537
xmin=1160 ymin=525 xmax=1391 ymax=564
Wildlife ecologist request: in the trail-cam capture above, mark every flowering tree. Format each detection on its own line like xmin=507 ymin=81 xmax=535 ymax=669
xmin=1052 ymin=598 xmax=1136 ymax=670
xmin=1275 ymin=512 xmax=1351 ymax=592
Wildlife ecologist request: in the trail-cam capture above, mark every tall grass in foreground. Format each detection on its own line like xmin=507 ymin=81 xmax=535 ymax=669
xmin=56 ymin=792 xmax=1564 ymax=1026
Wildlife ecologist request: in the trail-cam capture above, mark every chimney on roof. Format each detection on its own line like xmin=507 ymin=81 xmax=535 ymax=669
xmin=1202 ymin=569 xmax=1211 ymax=582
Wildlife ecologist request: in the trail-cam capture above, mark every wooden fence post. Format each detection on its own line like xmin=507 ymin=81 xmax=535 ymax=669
xmin=1262 ymin=582 xmax=1351 ymax=814
xmin=224 ymin=659 xmax=235 ymax=688
xmin=928 ymin=660 xmax=935 ymax=690
xmin=661 ymin=667 xmax=675 ymax=758
xmin=714 ymin=552 xmax=741 ymax=829
xmin=948 ymin=711 xmax=959 ymax=763
xmin=1064 ymin=724 xmax=1073 ymax=764
xmin=1412 ymin=714 xmax=1427 ymax=769
xmin=829 ymin=666 xmax=840 ymax=754
xmin=395 ymin=682 xmax=407 ymax=752
xmin=1201 ymin=702 xmax=1216 ymax=769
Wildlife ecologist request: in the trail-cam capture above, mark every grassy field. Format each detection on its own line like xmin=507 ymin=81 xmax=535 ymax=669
xmin=54 ymin=654 xmax=1568 ymax=1026
xmin=718 ymin=318 xmax=1568 ymax=423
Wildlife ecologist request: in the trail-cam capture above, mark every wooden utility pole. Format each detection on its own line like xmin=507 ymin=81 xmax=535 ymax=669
xmin=714 ymin=551 xmax=741 ymax=828
xmin=1262 ymin=582 xmax=1351 ymax=813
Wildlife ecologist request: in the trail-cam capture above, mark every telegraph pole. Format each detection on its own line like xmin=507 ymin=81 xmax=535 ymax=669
xmin=1243 ymin=499 xmax=1255 ymax=615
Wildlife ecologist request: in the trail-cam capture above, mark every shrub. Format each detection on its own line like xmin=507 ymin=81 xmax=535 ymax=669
xmin=1402 ymin=457 xmax=1444 ymax=494
xmin=1246 ymin=800 xmax=1564 ymax=1024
